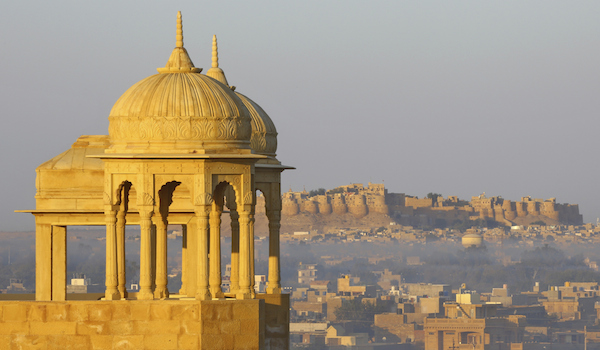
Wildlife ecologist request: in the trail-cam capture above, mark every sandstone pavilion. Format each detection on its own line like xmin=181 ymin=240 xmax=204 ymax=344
xmin=11 ymin=12 xmax=291 ymax=349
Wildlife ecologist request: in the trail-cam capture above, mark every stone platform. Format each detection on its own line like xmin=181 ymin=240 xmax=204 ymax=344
xmin=0 ymin=294 xmax=289 ymax=349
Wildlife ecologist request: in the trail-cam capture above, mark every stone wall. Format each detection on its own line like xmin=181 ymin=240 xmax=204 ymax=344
xmin=282 ymin=185 xmax=583 ymax=226
xmin=0 ymin=298 xmax=289 ymax=350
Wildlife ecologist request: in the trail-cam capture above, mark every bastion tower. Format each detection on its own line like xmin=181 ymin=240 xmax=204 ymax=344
xmin=11 ymin=12 xmax=291 ymax=349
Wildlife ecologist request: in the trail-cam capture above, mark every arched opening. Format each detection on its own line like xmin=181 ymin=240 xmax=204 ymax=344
xmin=151 ymin=180 xmax=181 ymax=299
xmin=209 ymin=181 xmax=235 ymax=298
xmin=254 ymin=182 xmax=283 ymax=295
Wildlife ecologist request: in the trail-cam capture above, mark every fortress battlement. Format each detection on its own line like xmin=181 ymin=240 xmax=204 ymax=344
xmin=281 ymin=184 xmax=583 ymax=226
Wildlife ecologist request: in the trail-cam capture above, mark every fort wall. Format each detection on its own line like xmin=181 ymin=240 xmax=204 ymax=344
xmin=281 ymin=184 xmax=583 ymax=226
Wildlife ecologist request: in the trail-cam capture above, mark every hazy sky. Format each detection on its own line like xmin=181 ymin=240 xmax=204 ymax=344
xmin=2 ymin=1 xmax=600 ymax=231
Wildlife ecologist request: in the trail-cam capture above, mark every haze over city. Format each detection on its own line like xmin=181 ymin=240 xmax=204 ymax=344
xmin=2 ymin=1 xmax=600 ymax=231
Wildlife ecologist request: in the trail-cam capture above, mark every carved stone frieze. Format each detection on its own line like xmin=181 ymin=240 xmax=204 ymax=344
xmin=109 ymin=116 xmax=251 ymax=143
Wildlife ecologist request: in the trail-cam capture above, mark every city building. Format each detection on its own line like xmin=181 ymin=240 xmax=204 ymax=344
xmin=298 ymin=263 xmax=319 ymax=285
xmin=424 ymin=301 xmax=524 ymax=350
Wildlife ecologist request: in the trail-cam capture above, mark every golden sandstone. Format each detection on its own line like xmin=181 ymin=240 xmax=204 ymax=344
xmin=283 ymin=184 xmax=582 ymax=226
xmin=9 ymin=12 xmax=290 ymax=349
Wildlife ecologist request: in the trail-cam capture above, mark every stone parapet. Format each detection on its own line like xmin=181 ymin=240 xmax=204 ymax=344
xmin=0 ymin=298 xmax=277 ymax=350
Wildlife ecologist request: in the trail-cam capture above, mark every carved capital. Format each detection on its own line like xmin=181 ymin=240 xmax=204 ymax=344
xmin=266 ymin=210 xmax=281 ymax=222
xmin=139 ymin=193 xmax=154 ymax=206
xmin=195 ymin=192 xmax=213 ymax=206
xmin=105 ymin=210 xmax=117 ymax=225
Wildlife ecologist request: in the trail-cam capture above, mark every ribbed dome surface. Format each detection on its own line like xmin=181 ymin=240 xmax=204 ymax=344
xmin=111 ymin=73 xmax=244 ymax=119
xmin=236 ymin=92 xmax=278 ymax=156
xmin=108 ymin=72 xmax=252 ymax=153
xmin=106 ymin=13 xmax=252 ymax=154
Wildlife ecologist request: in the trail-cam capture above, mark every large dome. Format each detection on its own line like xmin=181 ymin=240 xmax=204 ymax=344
xmin=107 ymin=13 xmax=251 ymax=154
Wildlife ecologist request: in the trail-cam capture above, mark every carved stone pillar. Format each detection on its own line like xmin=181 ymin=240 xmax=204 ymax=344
xmin=138 ymin=209 xmax=154 ymax=300
xmin=104 ymin=210 xmax=120 ymax=300
xmin=186 ymin=220 xmax=198 ymax=297
xmin=51 ymin=225 xmax=67 ymax=301
xmin=249 ymin=211 xmax=256 ymax=297
xmin=237 ymin=210 xmax=253 ymax=299
xmin=266 ymin=209 xmax=282 ymax=294
xmin=35 ymin=223 xmax=52 ymax=301
xmin=151 ymin=224 xmax=157 ymax=294
xmin=195 ymin=206 xmax=211 ymax=300
xmin=154 ymin=215 xmax=169 ymax=299
xmin=209 ymin=204 xmax=224 ymax=298
xmin=116 ymin=209 xmax=127 ymax=298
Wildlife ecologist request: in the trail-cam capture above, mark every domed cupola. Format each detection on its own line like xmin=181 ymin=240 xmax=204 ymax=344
xmin=205 ymin=35 xmax=278 ymax=157
xmin=107 ymin=12 xmax=252 ymax=154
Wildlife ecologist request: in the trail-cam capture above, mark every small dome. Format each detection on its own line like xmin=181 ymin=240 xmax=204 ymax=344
xmin=462 ymin=233 xmax=484 ymax=248
xmin=107 ymin=12 xmax=252 ymax=154
xmin=236 ymin=92 xmax=277 ymax=156
xmin=205 ymin=35 xmax=278 ymax=157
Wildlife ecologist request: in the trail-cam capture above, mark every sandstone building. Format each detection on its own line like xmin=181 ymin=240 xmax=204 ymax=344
xmin=9 ymin=12 xmax=291 ymax=349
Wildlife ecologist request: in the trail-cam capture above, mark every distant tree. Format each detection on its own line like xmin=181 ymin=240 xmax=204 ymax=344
xmin=425 ymin=251 xmax=459 ymax=266
xmin=424 ymin=233 xmax=440 ymax=242
xmin=519 ymin=245 xmax=566 ymax=268
xmin=459 ymin=246 xmax=491 ymax=266
xmin=434 ymin=218 xmax=447 ymax=229
xmin=308 ymin=188 xmax=326 ymax=197
xmin=427 ymin=193 xmax=442 ymax=202
xmin=334 ymin=299 xmax=388 ymax=321
xmin=545 ymin=269 xmax=600 ymax=287
xmin=328 ymin=187 xmax=345 ymax=194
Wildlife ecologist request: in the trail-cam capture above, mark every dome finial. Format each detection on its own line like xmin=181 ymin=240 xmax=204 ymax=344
xmin=206 ymin=34 xmax=229 ymax=86
xmin=157 ymin=12 xmax=202 ymax=73
xmin=212 ymin=35 xmax=219 ymax=68
xmin=176 ymin=11 xmax=184 ymax=48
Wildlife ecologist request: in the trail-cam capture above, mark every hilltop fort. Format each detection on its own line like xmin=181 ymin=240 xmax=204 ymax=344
xmin=276 ymin=183 xmax=582 ymax=232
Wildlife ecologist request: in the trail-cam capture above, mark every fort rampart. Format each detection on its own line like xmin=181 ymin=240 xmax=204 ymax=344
xmin=280 ymin=184 xmax=582 ymax=225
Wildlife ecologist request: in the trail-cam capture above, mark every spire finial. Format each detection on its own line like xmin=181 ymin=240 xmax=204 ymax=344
xmin=206 ymin=34 xmax=229 ymax=86
xmin=176 ymin=11 xmax=184 ymax=48
xmin=212 ymin=35 xmax=219 ymax=68
xmin=157 ymin=11 xmax=201 ymax=73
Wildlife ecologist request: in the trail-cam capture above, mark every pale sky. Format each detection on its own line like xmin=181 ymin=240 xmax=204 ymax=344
xmin=2 ymin=1 xmax=600 ymax=231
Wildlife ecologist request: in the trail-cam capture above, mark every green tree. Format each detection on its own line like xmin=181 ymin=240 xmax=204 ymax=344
xmin=334 ymin=299 xmax=388 ymax=321
xmin=328 ymin=187 xmax=345 ymax=194
xmin=308 ymin=188 xmax=326 ymax=197
xmin=427 ymin=193 xmax=442 ymax=202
